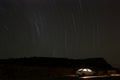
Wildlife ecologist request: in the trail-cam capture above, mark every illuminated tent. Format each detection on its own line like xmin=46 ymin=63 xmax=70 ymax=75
xmin=76 ymin=68 xmax=95 ymax=76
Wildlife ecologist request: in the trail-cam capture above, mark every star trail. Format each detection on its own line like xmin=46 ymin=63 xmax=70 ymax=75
xmin=0 ymin=0 xmax=120 ymax=67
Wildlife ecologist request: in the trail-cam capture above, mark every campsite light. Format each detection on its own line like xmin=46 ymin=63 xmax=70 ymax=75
xmin=83 ymin=69 xmax=87 ymax=71
xmin=76 ymin=68 xmax=94 ymax=76
xmin=87 ymin=69 xmax=92 ymax=72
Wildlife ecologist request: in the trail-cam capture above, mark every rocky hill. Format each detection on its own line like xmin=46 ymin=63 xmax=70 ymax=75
xmin=0 ymin=57 xmax=114 ymax=69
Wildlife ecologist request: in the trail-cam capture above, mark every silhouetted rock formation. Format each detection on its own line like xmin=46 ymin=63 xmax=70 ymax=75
xmin=0 ymin=57 xmax=114 ymax=69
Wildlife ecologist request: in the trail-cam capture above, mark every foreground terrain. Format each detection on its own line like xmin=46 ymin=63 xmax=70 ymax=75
xmin=3 ymin=76 xmax=120 ymax=80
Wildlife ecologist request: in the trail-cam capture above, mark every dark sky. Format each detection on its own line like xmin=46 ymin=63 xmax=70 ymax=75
xmin=0 ymin=0 xmax=120 ymax=67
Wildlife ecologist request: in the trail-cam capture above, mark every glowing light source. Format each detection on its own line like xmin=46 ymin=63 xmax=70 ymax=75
xmin=87 ymin=69 xmax=92 ymax=72
xmin=83 ymin=69 xmax=87 ymax=71
xmin=76 ymin=68 xmax=94 ymax=76
xmin=77 ymin=68 xmax=92 ymax=72
xmin=78 ymin=69 xmax=83 ymax=71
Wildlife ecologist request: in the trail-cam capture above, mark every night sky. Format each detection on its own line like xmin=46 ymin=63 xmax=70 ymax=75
xmin=0 ymin=0 xmax=120 ymax=67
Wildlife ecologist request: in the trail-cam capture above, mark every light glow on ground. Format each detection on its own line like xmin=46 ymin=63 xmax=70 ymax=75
xmin=64 ymin=74 xmax=120 ymax=79
xmin=80 ymin=74 xmax=120 ymax=79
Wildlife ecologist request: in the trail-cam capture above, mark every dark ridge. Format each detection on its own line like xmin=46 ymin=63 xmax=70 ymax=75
xmin=0 ymin=57 xmax=114 ymax=69
xmin=0 ymin=57 xmax=77 ymax=68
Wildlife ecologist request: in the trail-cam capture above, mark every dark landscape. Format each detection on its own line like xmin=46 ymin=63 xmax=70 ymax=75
xmin=0 ymin=57 xmax=119 ymax=80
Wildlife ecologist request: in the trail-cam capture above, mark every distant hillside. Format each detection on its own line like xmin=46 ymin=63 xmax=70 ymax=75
xmin=0 ymin=57 xmax=114 ymax=70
